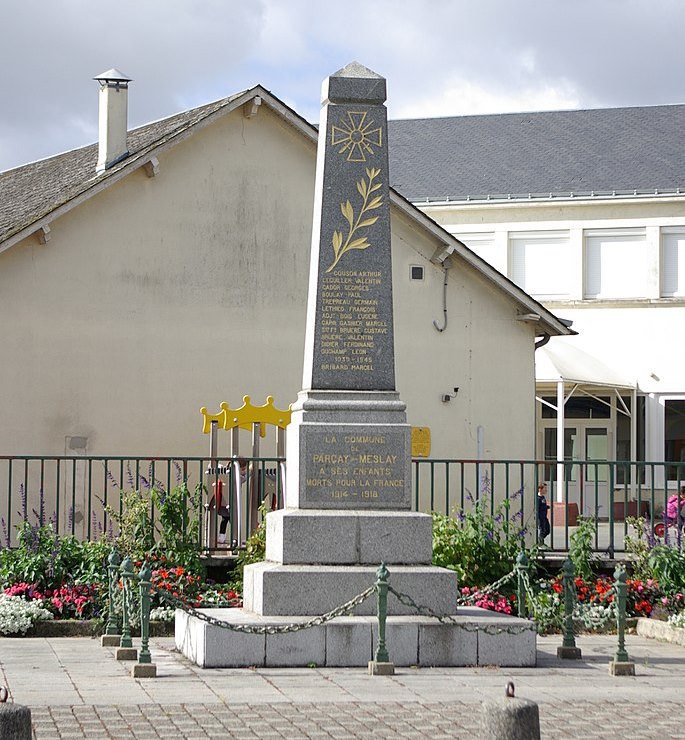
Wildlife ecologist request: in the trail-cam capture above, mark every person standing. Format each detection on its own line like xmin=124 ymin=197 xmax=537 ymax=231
xmin=537 ymin=482 xmax=551 ymax=541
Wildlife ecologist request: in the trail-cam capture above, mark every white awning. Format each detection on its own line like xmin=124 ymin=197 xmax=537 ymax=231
xmin=536 ymin=342 xmax=637 ymax=390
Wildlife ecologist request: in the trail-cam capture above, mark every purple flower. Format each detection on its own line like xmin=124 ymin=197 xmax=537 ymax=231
xmin=511 ymin=486 xmax=523 ymax=501
xmin=105 ymin=467 xmax=120 ymax=490
xmin=456 ymin=510 xmax=466 ymax=523
xmin=139 ymin=474 xmax=151 ymax=490
xmin=19 ymin=483 xmax=27 ymax=521
xmin=513 ymin=510 xmax=524 ymax=521
xmin=0 ymin=518 xmax=10 ymax=547
xmin=173 ymin=461 xmax=183 ymax=483
xmin=125 ymin=464 xmax=135 ymax=489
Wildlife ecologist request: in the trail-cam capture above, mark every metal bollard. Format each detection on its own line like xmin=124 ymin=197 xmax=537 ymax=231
xmin=609 ymin=565 xmax=635 ymax=675
xmin=368 ymin=562 xmax=394 ymax=676
xmin=557 ymin=559 xmax=582 ymax=659
xmin=115 ymin=557 xmax=138 ymax=661
xmin=132 ymin=561 xmax=157 ymax=678
xmin=481 ymin=682 xmax=540 ymax=739
xmin=101 ymin=548 xmax=122 ymax=647
xmin=516 ymin=551 xmax=529 ymax=619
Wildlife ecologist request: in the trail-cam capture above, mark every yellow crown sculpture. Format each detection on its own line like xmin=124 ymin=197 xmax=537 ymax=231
xmin=200 ymin=395 xmax=292 ymax=438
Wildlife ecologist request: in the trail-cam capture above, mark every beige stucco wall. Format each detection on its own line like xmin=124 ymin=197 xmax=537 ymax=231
xmin=0 ymin=104 xmax=537 ymax=465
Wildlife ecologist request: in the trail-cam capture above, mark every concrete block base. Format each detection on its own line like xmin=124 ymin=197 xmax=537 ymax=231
xmin=266 ymin=509 xmax=433 ymax=565
xmin=557 ymin=645 xmax=582 ymax=659
xmin=115 ymin=647 xmax=138 ymax=661
xmin=368 ymin=660 xmax=395 ymax=675
xmin=609 ymin=660 xmax=636 ymax=676
xmin=243 ymin=562 xmax=458 ymax=616
xmin=131 ymin=663 xmax=157 ymax=678
xmin=101 ymin=634 xmax=121 ymax=647
xmin=176 ymin=606 xmax=536 ymax=668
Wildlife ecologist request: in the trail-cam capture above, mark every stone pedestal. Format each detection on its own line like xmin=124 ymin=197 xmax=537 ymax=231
xmin=176 ymin=608 xmax=536 ymax=668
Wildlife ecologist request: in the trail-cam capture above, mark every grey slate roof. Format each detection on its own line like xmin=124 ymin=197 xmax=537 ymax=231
xmin=0 ymin=91 xmax=248 ymax=244
xmin=387 ymin=105 xmax=685 ymax=202
xmin=3 ymin=93 xmax=684 ymax=247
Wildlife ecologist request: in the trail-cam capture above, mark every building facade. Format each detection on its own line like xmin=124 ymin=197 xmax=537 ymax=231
xmin=388 ymin=106 xmax=685 ymax=513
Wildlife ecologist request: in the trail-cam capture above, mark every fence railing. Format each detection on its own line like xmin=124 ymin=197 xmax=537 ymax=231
xmin=1 ymin=456 xmax=683 ymax=555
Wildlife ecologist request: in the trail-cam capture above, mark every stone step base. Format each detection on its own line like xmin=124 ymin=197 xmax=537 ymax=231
xmin=176 ymin=607 xmax=536 ymax=668
xmin=266 ymin=509 xmax=433 ymax=565
xmin=243 ymin=563 xmax=458 ymax=616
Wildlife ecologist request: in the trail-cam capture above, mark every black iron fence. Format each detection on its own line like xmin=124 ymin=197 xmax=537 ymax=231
xmin=1 ymin=455 xmax=683 ymax=555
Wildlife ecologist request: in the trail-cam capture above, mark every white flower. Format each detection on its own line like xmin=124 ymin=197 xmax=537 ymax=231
xmin=667 ymin=611 xmax=685 ymax=629
xmin=0 ymin=594 xmax=53 ymax=635
xmin=149 ymin=606 xmax=175 ymax=623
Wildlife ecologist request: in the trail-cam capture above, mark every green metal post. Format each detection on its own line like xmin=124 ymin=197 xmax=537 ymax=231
xmin=105 ymin=548 xmax=121 ymax=636
xmin=516 ymin=550 xmax=529 ymax=619
xmin=557 ymin=558 xmax=581 ymax=659
xmin=120 ymin=556 xmax=134 ymax=649
xmin=374 ymin=562 xmax=390 ymax=663
xmin=138 ymin=562 xmax=152 ymax=665
xmin=613 ymin=566 xmax=630 ymax=663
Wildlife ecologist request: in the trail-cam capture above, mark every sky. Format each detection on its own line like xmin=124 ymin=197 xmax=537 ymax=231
xmin=1 ymin=0 xmax=684 ymax=173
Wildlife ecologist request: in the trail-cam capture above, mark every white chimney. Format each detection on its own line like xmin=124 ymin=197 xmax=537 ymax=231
xmin=93 ymin=68 xmax=132 ymax=173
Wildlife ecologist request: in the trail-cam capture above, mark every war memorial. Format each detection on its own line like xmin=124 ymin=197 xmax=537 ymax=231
xmin=177 ymin=62 xmax=535 ymax=668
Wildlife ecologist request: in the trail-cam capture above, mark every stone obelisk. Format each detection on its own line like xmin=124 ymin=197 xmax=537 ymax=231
xmin=242 ymin=62 xmax=457 ymax=620
xmin=288 ymin=61 xmax=412 ymax=511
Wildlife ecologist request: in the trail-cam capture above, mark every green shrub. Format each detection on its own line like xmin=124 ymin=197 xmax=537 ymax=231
xmin=569 ymin=515 xmax=598 ymax=581
xmin=106 ymin=480 xmax=203 ymax=571
xmin=626 ymin=516 xmax=685 ymax=595
xmin=0 ymin=522 xmax=110 ymax=591
xmin=432 ymin=482 xmax=533 ymax=588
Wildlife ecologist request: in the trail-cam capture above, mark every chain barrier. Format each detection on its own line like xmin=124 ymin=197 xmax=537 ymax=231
xmin=387 ymin=585 xmax=534 ymax=635
xmin=152 ymin=583 xmax=376 ymax=635
xmin=455 ymin=569 xmax=518 ymax=606
xmin=520 ymin=568 xmax=620 ymax=632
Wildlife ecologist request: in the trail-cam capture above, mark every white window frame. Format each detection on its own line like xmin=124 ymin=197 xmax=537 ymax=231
xmin=661 ymin=227 xmax=685 ymax=298
xmin=584 ymin=228 xmax=648 ymax=300
xmin=508 ymin=230 xmax=572 ymax=300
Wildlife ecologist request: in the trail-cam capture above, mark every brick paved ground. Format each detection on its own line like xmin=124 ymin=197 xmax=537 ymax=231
xmin=1 ymin=634 xmax=685 ymax=738
xmin=27 ymin=701 xmax=685 ymax=738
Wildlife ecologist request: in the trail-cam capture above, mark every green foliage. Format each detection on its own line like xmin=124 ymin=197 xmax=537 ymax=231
xmin=106 ymin=481 xmax=203 ymax=571
xmin=646 ymin=546 xmax=685 ymax=596
xmin=569 ymin=515 xmax=598 ymax=581
xmin=625 ymin=516 xmax=651 ymax=581
xmin=626 ymin=516 xmax=685 ymax=595
xmin=0 ymin=522 xmax=110 ymax=591
xmin=432 ymin=484 xmax=533 ymax=588
xmin=152 ymin=482 xmax=203 ymax=571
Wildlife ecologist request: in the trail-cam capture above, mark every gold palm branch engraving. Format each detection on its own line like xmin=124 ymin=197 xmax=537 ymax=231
xmin=327 ymin=167 xmax=383 ymax=273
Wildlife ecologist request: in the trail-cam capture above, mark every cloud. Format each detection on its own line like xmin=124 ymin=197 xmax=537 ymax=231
xmin=393 ymin=78 xmax=581 ymax=119
xmin=1 ymin=0 xmax=685 ymax=172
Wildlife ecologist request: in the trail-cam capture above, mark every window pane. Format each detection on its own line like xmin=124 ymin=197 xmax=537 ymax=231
xmin=665 ymin=399 xmax=685 ymax=481
xmin=586 ymin=428 xmax=608 ymax=482
xmin=585 ymin=232 xmax=647 ymax=299
xmin=616 ymin=396 xmax=645 ymax=484
xmin=662 ymin=231 xmax=685 ymax=297
xmin=510 ymin=233 xmax=571 ymax=298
